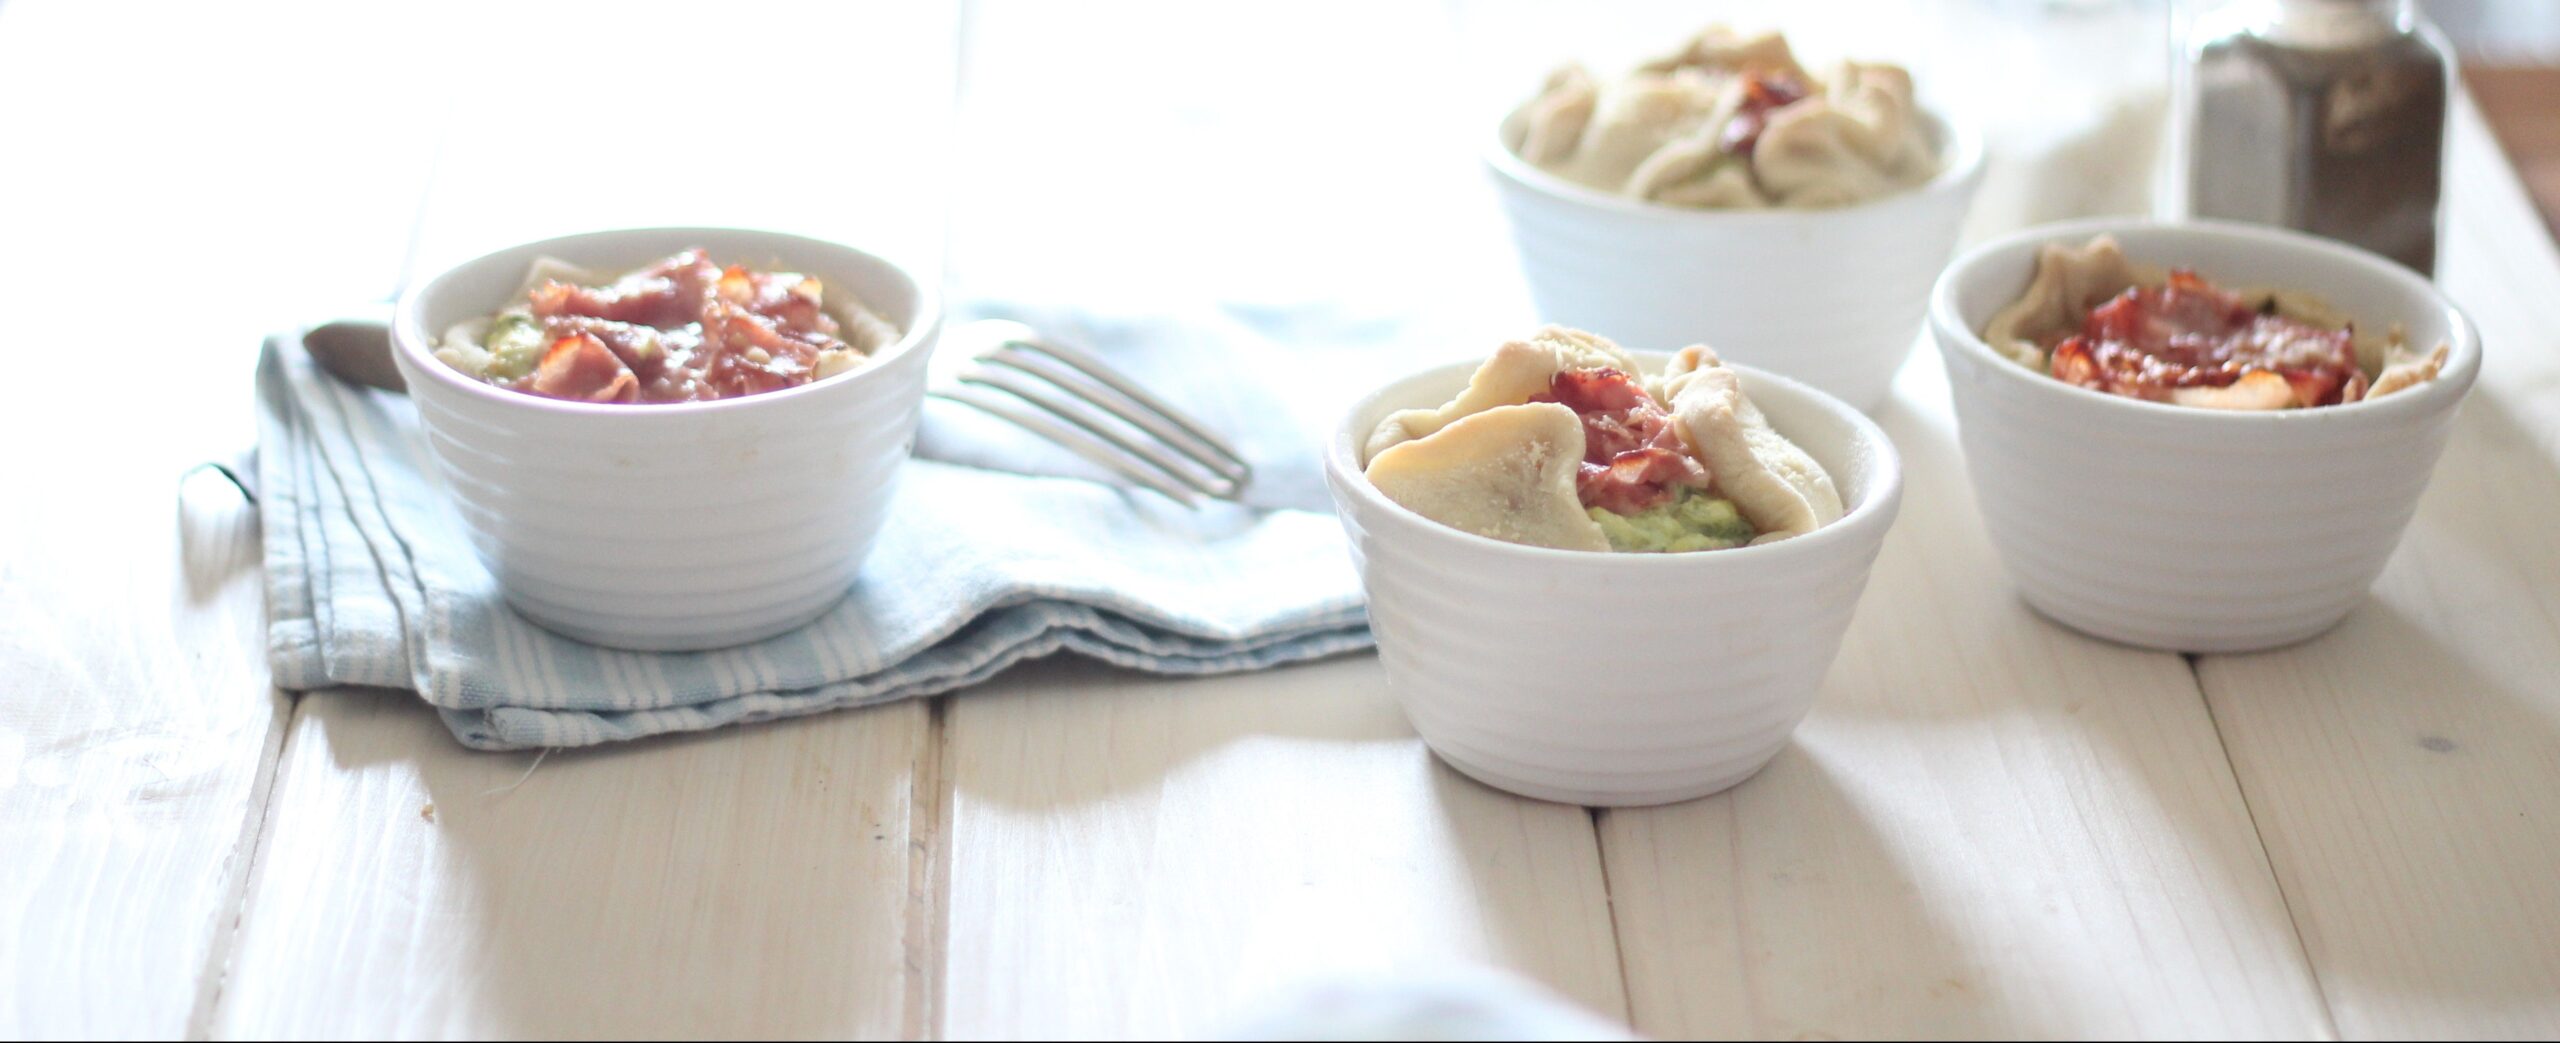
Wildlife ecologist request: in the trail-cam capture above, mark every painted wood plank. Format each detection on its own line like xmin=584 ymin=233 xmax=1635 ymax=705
xmin=0 ymin=472 xmax=285 ymax=1041
xmin=0 ymin=0 xmax=443 ymax=1034
xmin=2190 ymin=102 xmax=2560 ymax=1041
xmin=933 ymin=657 xmax=1628 ymax=1039
xmin=1597 ymin=364 xmax=2334 ymax=1038
xmin=11 ymin=1 xmax=2553 ymax=1038
xmin=213 ymin=693 xmax=933 ymax=1039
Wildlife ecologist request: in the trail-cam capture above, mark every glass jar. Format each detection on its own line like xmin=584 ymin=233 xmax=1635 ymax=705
xmin=2185 ymin=0 xmax=2451 ymax=274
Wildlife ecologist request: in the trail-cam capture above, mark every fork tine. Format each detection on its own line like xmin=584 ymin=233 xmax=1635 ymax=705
xmin=992 ymin=336 xmax=1255 ymax=482
xmin=929 ymin=386 xmax=1201 ymax=506
xmin=930 ymin=319 xmax=1261 ymax=506
xmin=979 ymin=347 xmax=1251 ymax=491
xmin=958 ymin=366 xmax=1243 ymax=500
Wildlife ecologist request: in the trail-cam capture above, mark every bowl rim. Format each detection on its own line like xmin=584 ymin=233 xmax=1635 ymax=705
xmin=1325 ymin=350 xmax=1903 ymax=569
xmin=1483 ymin=99 xmax=1985 ymax=223
xmin=390 ymin=225 xmax=941 ymax=419
xmin=1928 ymin=216 xmax=2483 ymax=426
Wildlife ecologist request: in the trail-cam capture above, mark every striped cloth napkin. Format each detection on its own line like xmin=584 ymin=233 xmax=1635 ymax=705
xmin=256 ymin=317 xmax=1371 ymax=750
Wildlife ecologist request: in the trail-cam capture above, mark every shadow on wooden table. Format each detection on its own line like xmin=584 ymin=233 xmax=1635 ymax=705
xmin=2197 ymin=389 xmax=2560 ymax=1025
xmin=941 ymin=655 xmax=1404 ymax=813
xmin=1594 ymin=742 xmax=2038 ymax=1038
xmin=2237 ymin=602 xmax=2560 ymax=1009
xmin=934 ymin=655 xmax=1630 ymax=1032
xmin=1606 ymin=385 xmax=2336 ymax=1035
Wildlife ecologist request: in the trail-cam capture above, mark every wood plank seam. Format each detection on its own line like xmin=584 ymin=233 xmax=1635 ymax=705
xmin=184 ymin=65 xmax=450 ymax=1037
xmin=2181 ymin=654 xmax=2346 ymax=1041
xmin=905 ymin=696 xmax=952 ymax=1041
xmin=179 ymin=683 xmax=300 ymax=1043
xmin=1584 ymin=806 xmax=1642 ymax=1029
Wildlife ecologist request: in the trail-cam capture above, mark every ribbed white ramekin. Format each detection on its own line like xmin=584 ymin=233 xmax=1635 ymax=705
xmin=1324 ymin=355 xmax=1902 ymax=806
xmin=390 ymin=227 xmax=939 ymax=651
xmin=1932 ymin=219 xmax=2480 ymax=653
xmin=1486 ymin=111 xmax=1983 ymax=413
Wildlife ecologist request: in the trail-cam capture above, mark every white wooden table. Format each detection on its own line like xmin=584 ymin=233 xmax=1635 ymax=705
xmin=6 ymin=1 xmax=2558 ymax=1038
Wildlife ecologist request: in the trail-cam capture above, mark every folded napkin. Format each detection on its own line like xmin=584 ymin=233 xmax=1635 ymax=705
xmin=257 ymin=317 xmax=1371 ymax=750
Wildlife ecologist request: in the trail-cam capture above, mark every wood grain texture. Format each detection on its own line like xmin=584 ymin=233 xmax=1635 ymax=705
xmin=0 ymin=1 xmax=441 ymax=1034
xmin=1598 ymin=364 xmax=2332 ymax=1040
xmin=0 ymin=473 xmax=284 ymax=1040
xmin=213 ymin=692 xmax=932 ymax=1039
xmin=2190 ymin=102 xmax=2560 ymax=1041
xmin=933 ymin=657 xmax=1628 ymax=1040
xmin=7 ymin=0 xmax=2559 ymax=1037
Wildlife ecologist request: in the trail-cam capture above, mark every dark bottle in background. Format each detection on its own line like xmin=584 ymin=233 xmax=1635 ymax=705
xmin=2187 ymin=0 xmax=2450 ymax=275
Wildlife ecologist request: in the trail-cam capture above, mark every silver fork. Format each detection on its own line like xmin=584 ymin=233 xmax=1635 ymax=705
xmin=929 ymin=319 xmax=1252 ymax=506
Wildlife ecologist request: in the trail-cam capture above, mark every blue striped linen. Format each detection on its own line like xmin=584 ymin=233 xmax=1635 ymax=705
xmin=256 ymin=324 xmax=1372 ymax=750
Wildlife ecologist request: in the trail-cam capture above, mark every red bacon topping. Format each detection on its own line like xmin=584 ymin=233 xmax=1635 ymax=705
xmin=2047 ymin=269 xmax=2362 ymax=408
xmin=529 ymin=249 xmax=717 ymax=330
xmin=510 ymin=249 xmax=855 ymax=404
xmin=528 ymin=333 xmax=639 ymax=404
xmin=1718 ymin=72 xmax=1812 ymax=158
xmin=1531 ymin=368 xmax=1707 ymax=515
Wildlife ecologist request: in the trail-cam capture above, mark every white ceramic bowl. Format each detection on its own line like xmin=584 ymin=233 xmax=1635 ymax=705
xmin=1324 ymin=355 xmax=1902 ymax=806
xmin=1931 ymin=218 xmax=2480 ymax=653
xmin=1487 ymin=110 xmax=1984 ymax=413
xmin=389 ymin=227 xmax=940 ymax=651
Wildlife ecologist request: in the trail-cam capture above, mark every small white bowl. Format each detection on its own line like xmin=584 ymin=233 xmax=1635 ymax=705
xmin=1931 ymin=218 xmax=2480 ymax=653
xmin=1323 ymin=355 xmax=1902 ymax=806
xmin=1487 ymin=109 xmax=1984 ymax=413
xmin=390 ymin=227 xmax=940 ymax=651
